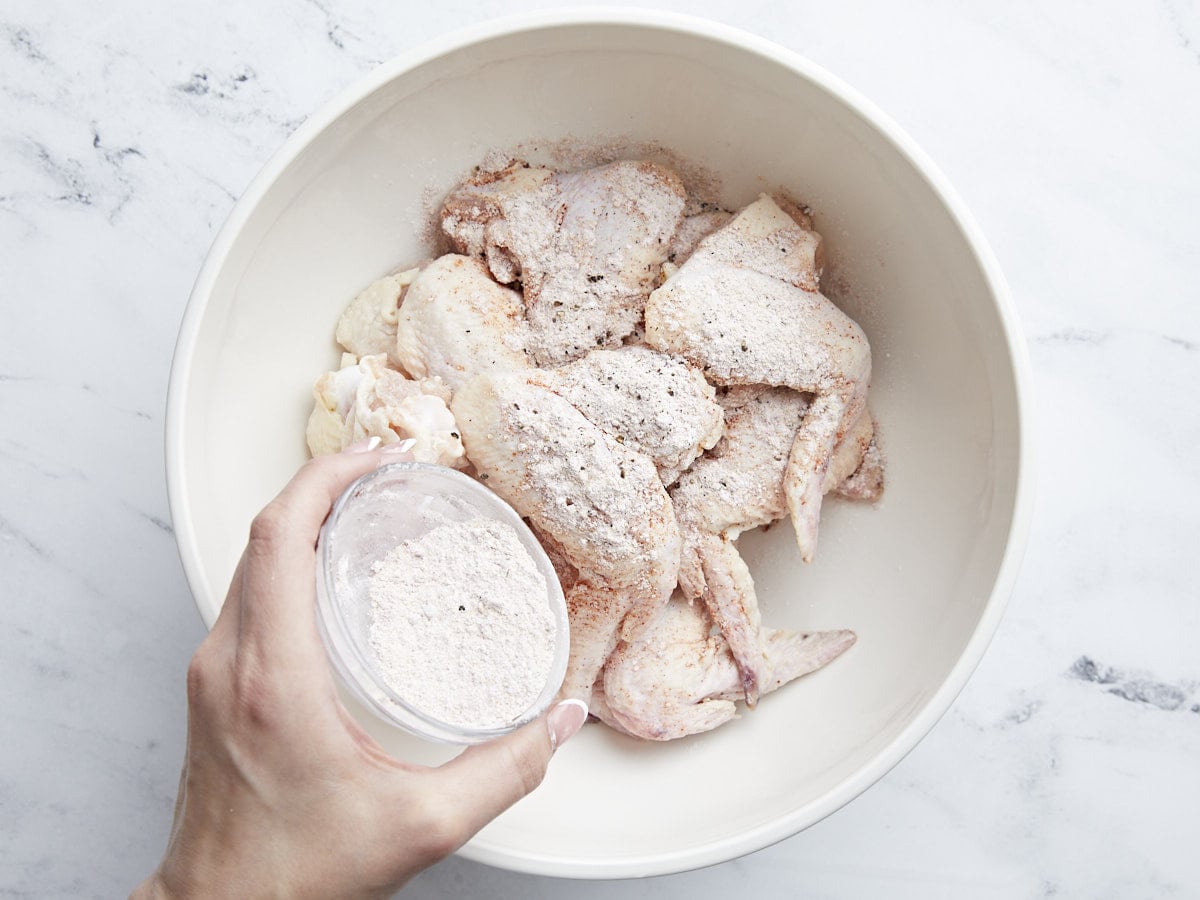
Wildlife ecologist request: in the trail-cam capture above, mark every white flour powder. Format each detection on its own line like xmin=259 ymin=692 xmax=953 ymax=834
xmin=366 ymin=516 xmax=556 ymax=728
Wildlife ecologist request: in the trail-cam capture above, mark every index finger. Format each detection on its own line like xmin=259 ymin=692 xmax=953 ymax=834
xmin=237 ymin=442 xmax=408 ymax=656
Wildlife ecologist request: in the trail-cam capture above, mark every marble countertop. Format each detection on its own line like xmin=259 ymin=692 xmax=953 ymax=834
xmin=3 ymin=1 xmax=1197 ymax=896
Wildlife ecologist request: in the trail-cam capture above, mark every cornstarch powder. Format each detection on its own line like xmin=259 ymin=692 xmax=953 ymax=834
xmin=366 ymin=516 xmax=556 ymax=728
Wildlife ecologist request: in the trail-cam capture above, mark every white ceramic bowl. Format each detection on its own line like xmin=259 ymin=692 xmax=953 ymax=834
xmin=166 ymin=10 xmax=1032 ymax=879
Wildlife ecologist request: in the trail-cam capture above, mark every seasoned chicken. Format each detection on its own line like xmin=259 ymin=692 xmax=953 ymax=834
xmin=305 ymin=354 xmax=464 ymax=466
xmin=666 ymin=208 xmax=732 ymax=268
xmin=645 ymin=194 xmax=871 ymax=563
xmin=672 ymin=386 xmax=807 ymax=704
xmin=450 ymin=372 xmax=681 ymax=704
xmin=334 ymin=268 xmax=420 ymax=368
xmin=596 ymin=595 xmax=856 ymax=741
xmin=672 ymin=386 xmax=875 ymax=704
xmin=309 ymin=155 xmax=885 ymax=743
xmin=531 ymin=345 xmax=724 ymax=486
xmin=827 ymin=407 xmax=883 ymax=500
xmin=835 ymin=431 xmax=884 ymax=501
xmin=394 ymin=254 xmax=530 ymax=392
xmin=441 ymin=159 xmax=687 ymax=365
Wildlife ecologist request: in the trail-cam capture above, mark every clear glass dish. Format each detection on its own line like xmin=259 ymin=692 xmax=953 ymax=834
xmin=315 ymin=462 xmax=569 ymax=744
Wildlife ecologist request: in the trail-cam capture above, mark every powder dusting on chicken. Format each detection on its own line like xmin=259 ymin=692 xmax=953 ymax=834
xmin=441 ymin=158 xmax=686 ymax=366
xmin=303 ymin=153 xmax=885 ymax=741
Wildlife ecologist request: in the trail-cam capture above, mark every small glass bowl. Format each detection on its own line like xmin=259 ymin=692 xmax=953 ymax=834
xmin=315 ymin=462 xmax=569 ymax=744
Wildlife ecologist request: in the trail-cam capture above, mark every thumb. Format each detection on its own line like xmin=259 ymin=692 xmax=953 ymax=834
xmin=428 ymin=699 xmax=588 ymax=836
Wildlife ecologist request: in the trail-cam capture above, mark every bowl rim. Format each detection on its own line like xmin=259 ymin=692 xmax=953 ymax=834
xmin=165 ymin=6 xmax=1035 ymax=880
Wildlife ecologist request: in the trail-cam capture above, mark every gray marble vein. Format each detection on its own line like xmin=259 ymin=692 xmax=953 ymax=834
xmin=1162 ymin=0 xmax=1200 ymax=64
xmin=1070 ymin=656 xmax=1198 ymax=712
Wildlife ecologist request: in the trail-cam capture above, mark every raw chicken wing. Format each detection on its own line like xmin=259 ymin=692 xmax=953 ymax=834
xmin=442 ymin=159 xmax=687 ymax=365
xmin=334 ymin=268 xmax=420 ymax=368
xmin=666 ymin=208 xmax=732 ymax=268
xmin=305 ymin=354 xmax=464 ymax=466
xmin=835 ymin=431 xmax=884 ymax=501
xmin=531 ymin=345 xmax=724 ymax=486
xmin=394 ymin=254 xmax=530 ymax=391
xmin=645 ymin=194 xmax=871 ymax=563
xmin=450 ymin=372 xmax=681 ymax=703
xmin=827 ymin=407 xmax=883 ymax=501
xmin=672 ymin=386 xmax=876 ymax=704
xmin=597 ymin=595 xmax=856 ymax=740
xmin=672 ymin=386 xmax=808 ymax=704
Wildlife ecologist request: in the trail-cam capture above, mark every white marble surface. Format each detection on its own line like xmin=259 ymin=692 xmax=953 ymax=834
xmin=2 ymin=0 xmax=1198 ymax=896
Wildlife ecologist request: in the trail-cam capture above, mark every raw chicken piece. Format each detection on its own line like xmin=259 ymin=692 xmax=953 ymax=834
xmin=597 ymin=595 xmax=856 ymax=741
xmin=450 ymin=372 xmax=681 ymax=704
xmin=835 ymin=432 xmax=884 ymax=501
xmin=439 ymin=163 xmax=553 ymax=282
xmin=531 ymin=345 xmax=724 ymax=486
xmin=394 ymin=254 xmax=530 ymax=391
xmin=665 ymin=192 xmax=823 ymax=292
xmin=334 ymin=268 xmax=420 ymax=367
xmin=826 ymin=407 xmax=881 ymax=499
xmin=672 ymin=386 xmax=808 ymax=704
xmin=672 ymin=386 xmax=875 ymax=704
xmin=666 ymin=209 xmax=732 ymax=267
xmin=645 ymin=194 xmax=871 ymax=563
xmin=535 ymin=529 xmax=580 ymax=595
xmin=305 ymin=354 xmax=464 ymax=466
xmin=441 ymin=159 xmax=687 ymax=365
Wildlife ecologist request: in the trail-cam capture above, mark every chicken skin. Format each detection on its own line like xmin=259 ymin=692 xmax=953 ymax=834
xmin=394 ymin=254 xmax=530 ymax=391
xmin=307 ymin=161 xmax=883 ymax=741
xmin=645 ymin=194 xmax=871 ymax=564
xmin=595 ymin=594 xmax=855 ymax=741
xmin=441 ymin=159 xmax=687 ymax=366
xmin=305 ymin=353 xmax=464 ymax=466
xmin=672 ymin=386 xmax=877 ymax=704
xmin=531 ymin=345 xmax=724 ymax=486
xmin=450 ymin=372 xmax=681 ymax=704
xmin=672 ymin=386 xmax=808 ymax=705
xmin=334 ymin=268 xmax=421 ymax=368
xmin=666 ymin=208 xmax=732 ymax=268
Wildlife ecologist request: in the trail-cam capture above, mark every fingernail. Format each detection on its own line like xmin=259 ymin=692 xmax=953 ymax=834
xmin=345 ymin=436 xmax=382 ymax=453
xmin=379 ymin=437 xmax=416 ymax=459
xmin=547 ymin=699 xmax=588 ymax=751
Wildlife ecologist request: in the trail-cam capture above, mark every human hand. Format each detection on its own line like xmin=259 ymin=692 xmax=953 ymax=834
xmin=133 ymin=442 xmax=588 ymax=898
